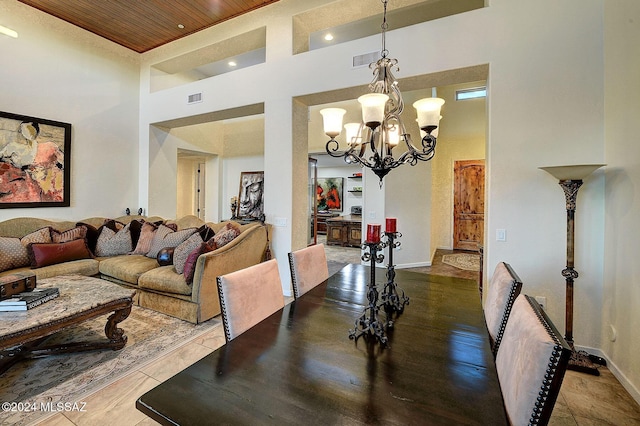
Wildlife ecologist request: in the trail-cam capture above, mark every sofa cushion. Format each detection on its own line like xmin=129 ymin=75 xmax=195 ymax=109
xmin=27 ymin=239 xmax=93 ymax=268
xmin=95 ymin=223 xmax=133 ymax=256
xmin=98 ymin=255 xmax=159 ymax=285
xmin=173 ymin=233 xmax=204 ymax=275
xmin=138 ymin=266 xmax=192 ymax=296
xmin=51 ymin=225 xmax=87 ymax=243
xmin=146 ymin=225 xmax=197 ymax=258
xmin=1 ymin=259 xmax=100 ymax=279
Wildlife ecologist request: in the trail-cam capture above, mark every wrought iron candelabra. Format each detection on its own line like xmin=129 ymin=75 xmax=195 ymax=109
xmin=349 ymin=241 xmax=388 ymax=346
xmin=381 ymin=231 xmax=409 ymax=327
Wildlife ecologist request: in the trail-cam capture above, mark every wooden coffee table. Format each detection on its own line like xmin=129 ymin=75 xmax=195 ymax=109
xmin=0 ymin=275 xmax=135 ymax=374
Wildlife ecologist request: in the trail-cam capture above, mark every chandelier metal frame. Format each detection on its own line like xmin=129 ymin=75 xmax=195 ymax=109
xmin=322 ymin=0 xmax=443 ymax=184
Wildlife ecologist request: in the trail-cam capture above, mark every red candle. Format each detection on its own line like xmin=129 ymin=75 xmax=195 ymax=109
xmin=366 ymin=224 xmax=381 ymax=243
xmin=386 ymin=217 xmax=397 ymax=233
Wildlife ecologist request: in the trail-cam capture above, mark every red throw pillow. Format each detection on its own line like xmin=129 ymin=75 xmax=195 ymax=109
xmin=27 ymin=239 xmax=93 ymax=268
xmin=183 ymin=242 xmax=215 ymax=285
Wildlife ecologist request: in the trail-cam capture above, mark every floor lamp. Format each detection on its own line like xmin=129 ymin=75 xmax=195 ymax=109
xmin=539 ymin=164 xmax=607 ymax=375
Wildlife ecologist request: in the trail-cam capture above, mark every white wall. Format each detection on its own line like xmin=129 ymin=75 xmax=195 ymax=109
xmin=0 ymin=1 xmax=140 ymax=222
xmin=602 ymin=0 xmax=640 ymax=401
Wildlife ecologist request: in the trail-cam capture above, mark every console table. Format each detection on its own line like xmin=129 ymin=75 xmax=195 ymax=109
xmin=326 ymin=214 xmax=362 ymax=247
xmin=313 ymin=211 xmax=339 ymax=235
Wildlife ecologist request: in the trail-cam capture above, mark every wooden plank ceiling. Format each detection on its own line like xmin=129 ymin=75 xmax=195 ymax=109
xmin=18 ymin=0 xmax=280 ymax=53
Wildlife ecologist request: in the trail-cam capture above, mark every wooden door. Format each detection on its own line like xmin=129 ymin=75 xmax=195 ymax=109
xmin=453 ymin=160 xmax=485 ymax=250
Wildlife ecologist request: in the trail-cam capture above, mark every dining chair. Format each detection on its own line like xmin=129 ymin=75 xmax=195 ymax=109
xmin=483 ymin=261 xmax=523 ymax=356
xmin=287 ymin=244 xmax=329 ymax=298
xmin=496 ymin=294 xmax=571 ymax=426
xmin=216 ymin=259 xmax=284 ymax=342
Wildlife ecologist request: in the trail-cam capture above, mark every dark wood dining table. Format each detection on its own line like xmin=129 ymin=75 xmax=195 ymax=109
xmin=136 ymin=264 xmax=508 ymax=425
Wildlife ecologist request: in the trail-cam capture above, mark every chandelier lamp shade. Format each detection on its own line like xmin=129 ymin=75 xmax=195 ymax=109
xmin=320 ymin=0 xmax=445 ymax=184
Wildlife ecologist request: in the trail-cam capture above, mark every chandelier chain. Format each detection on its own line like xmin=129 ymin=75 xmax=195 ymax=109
xmin=381 ymin=0 xmax=389 ymax=58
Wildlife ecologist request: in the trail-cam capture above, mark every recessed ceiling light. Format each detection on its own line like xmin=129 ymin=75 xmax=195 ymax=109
xmin=177 ymin=24 xmax=185 ymax=29
xmin=324 ymin=33 xmax=334 ymax=41
xmin=228 ymin=61 xmax=237 ymax=67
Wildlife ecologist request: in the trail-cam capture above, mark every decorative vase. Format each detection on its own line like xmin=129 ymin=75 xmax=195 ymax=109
xmin=157 ymin=247 xmax=174 ymax=266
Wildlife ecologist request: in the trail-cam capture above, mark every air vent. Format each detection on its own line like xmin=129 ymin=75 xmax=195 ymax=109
xmin=188 ymin=93 xmax=203 ymax=104
xmin=352 ymin=51 xmax=379 ymax=68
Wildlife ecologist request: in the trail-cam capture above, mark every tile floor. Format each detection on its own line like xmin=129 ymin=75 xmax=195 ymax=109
xmin=35 ymin=244 xmax=640 ymax=425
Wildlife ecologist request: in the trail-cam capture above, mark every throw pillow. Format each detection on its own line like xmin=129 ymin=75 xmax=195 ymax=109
xmin=51 ymin=225 xmax=88 ymax=243
xmin=197 ymin=224 xmax=215 ymax=241
xmin=95 ymin=223 xmax=133 ymax=257
xmin=0 ymin=237 xmax=29 ymax=272
xmin=21 ymin=227 xmax=53 ymax=246
xmin=128 ymin=219 xmax=144 ymax=249
xmin=131 ymin=221 xmax=158 ymax=255
xmin=0 ymin=227 xmax=54 ymax=272
xmin=76 ymin=222 xmax=101 ymax=253
xmin=146 ymin=225 xmax=197 ymax=258
xmin=102 ymin=219 xmax=126 ymax=232
xmin=27 ymin=239 xmax=93 ymax=268
xmin=173 ymin=232 xmax=204 ymax=275
xmin=211 ymin=222 xmax=241 ymax=249
xmin=183 ymin=241 xmax=215 ymax=285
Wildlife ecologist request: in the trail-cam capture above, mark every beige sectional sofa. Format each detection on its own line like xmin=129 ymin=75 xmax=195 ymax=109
xmin=0 ymin=215 xmax=269 ymax=323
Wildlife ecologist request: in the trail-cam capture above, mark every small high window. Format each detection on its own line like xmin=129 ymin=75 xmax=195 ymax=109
xmin=456 ymin=87 xmax=486 ymax=101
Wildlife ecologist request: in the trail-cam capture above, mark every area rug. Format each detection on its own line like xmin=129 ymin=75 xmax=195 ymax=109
xmin=0 ymin=306 xmax=221 ymax=426
xmin=442 ymin=253 xmax=480 ymax=271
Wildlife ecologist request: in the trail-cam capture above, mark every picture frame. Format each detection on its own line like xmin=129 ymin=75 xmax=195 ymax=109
xmin=236 ymin=171 xmax=265 ymax=220
xmin=317 ymin=177 xmax=344 ymax=212
xmin=0 ymin=111 xmax=71 ymax=208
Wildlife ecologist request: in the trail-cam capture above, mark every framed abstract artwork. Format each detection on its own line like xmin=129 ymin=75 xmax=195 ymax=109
xmin=236 ymin=171 xmax=265 ymax=220
xmin=317 ymin=177 xmax=343 ymax=212
xmin=0 ymin=111 xmax=71 ymax=208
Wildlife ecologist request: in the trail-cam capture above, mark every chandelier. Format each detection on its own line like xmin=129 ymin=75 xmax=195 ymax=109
xmin=320 ymin=0 xmax=444 ymax=185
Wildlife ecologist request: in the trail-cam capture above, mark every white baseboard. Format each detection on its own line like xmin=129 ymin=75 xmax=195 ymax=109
xmin=575 ymin=345 xmax=640 ymax=405
xmin=369 ymin=261 xmax=432 ymax=269
xmin=396 ymin=261 xmax=431 ymax=269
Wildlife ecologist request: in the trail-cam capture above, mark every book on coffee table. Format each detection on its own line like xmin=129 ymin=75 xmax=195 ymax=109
xmin=0 ymin=288 xmax=60 ymax=312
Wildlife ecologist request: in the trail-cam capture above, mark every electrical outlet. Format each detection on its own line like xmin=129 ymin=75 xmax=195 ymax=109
xmin=535 ymin=296 xmax=546 ymax=310
xmin=496 ymin=229 xmax=506 ymax=242
xmin=274 ymin=217 xmax=287 ymax=227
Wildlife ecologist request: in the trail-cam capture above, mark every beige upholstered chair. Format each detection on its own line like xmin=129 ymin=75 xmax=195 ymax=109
xmin=216 ymin=259 xmax=284 ymax=342
xmin=287 ymin=244 xmax=329 ymax=299
xmin=496 ymin=294 xmax=571 ymax=426
xmin=483 ymin=262 xmax=523 ymax=356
